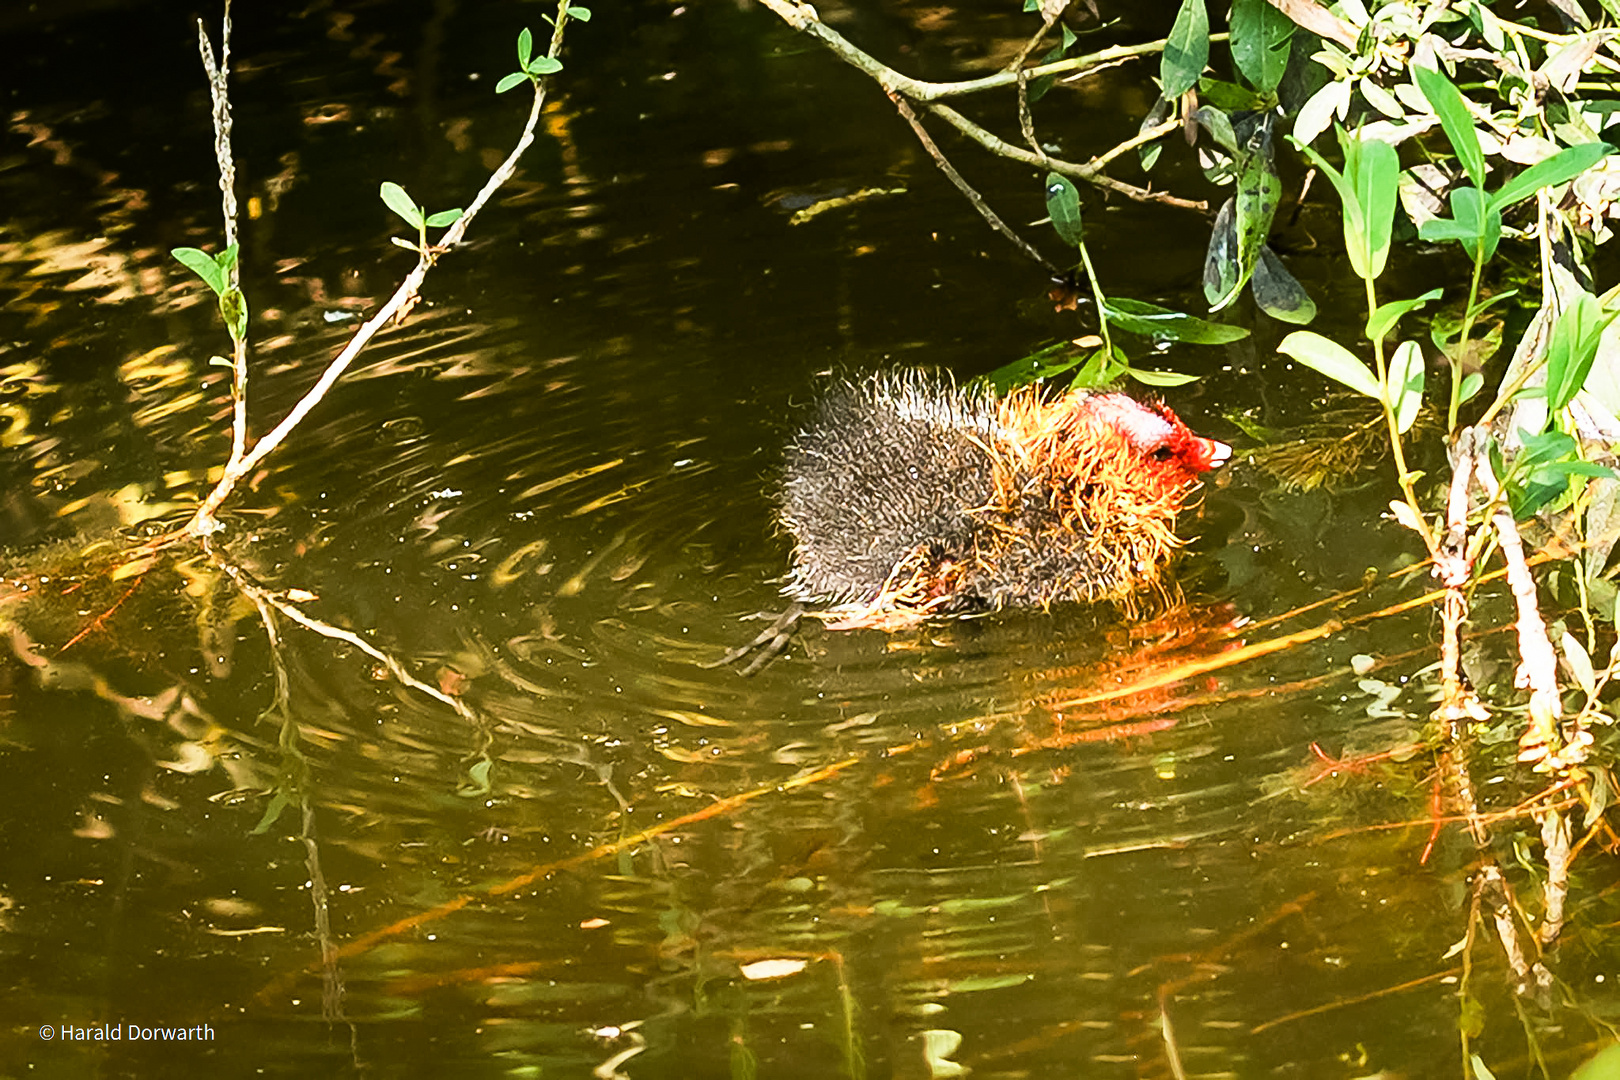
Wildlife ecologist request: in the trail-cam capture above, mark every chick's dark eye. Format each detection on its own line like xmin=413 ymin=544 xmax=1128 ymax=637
xmin=1150 ymin=446 xmax=1175 ymax=462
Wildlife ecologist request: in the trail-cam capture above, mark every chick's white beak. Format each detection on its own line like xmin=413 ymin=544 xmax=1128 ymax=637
xmin=1200 ymin=438 xmax=1232 ymax=470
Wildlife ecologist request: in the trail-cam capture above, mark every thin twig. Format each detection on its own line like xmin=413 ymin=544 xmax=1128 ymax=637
xmin=207 ymin=539 xmax=479 ymax=721
xmin=889 ymin=93 xmax=1057 ymax=272
xmin=1017 ymin=66 xmax=1046 ymax=163
xmin=754 ymin=0 xmax=1212 ymax=211
xmin=1159 ymin=996 xmax=1188 ymax=1080
xmin=756 ymin=0 xmax=1223 ymax=102
xmin=924 ymin=102 xmax=1208 ymax=211
xmin=1088 ymin=113 xmax=1180 ymax=173
xmin=195 ymin=4 xmax=249 ymax=468
xmin=1437 ymin=743 xmax=1556 ymax=1000
xmin=1012 ymin=2 xmax=1066 ymax=161
xmin=1008 ymin=1 xmax=1067 ymax=74
xmin=196 ymin=4 xmax=237 ymax=253
xmin=184 ymin=12 xmax=575 ymax=536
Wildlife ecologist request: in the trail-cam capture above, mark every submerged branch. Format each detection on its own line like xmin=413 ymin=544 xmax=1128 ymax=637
xmin=258 ymin=750 xmax=884 ymax=1000
xmin=209 ymin=541 xmax=480 ymax=723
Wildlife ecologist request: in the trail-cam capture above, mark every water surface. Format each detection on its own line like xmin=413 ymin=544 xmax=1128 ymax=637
xmin=2 ymin=2 xmax=1614 ymax=1078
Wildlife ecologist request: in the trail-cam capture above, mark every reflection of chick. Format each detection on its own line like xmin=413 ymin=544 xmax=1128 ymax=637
xmin=780 ymin=372 xmax=1230 ymax=628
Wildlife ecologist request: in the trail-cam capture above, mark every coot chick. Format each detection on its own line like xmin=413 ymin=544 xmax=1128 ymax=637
xmin=780 ymin=371 xmax=1230 ymax=628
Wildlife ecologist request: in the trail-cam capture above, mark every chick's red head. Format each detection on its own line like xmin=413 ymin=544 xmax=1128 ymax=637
xmin=1084 ymin=394 xmax=1230 ymax=476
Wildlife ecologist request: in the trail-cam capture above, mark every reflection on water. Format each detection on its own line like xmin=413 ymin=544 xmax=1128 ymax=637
xmin=3 ymin=2 xmax=1618 ymax=1078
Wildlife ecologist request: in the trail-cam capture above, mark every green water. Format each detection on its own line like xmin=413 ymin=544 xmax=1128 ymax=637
xmin=1 ymin=2 xmax=1614 ymax=1077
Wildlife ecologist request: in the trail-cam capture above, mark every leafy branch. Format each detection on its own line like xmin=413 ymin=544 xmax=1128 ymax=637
xmin=174 ymin=11 xmax=584 ymax=538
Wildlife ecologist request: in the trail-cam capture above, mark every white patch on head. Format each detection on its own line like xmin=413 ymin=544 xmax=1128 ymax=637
xmin=1084 ymin=394 xmax=1178 ymax=452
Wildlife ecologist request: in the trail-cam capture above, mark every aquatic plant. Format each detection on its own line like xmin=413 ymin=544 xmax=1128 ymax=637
xmin=169 ymin=0 xmax=590 ymax=537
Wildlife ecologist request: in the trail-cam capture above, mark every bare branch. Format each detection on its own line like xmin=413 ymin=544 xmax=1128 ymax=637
xmin=754 ymin=0 xmax=1212 ymax=211
xmin=889 ymin=94 xmax=1058 ymax=272
xmin=925 ymin=102 xmax=1208 ymax=212
xmin=195 ymin=2 xmax=237 ymax=253
xmin=756 ymin=0 xmax=1222 ymax=101
xmin=195 ymin=3 xmax=249 ymax=468
xmin=1473 ymin=445 xmax=1589 ymax=771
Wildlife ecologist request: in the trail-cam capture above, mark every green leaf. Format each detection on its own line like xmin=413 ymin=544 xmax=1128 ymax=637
xmin=1139 ymin=95 xmax=1173 ymax=171
xmin=1193 ymin=105 xmax=1238 ymax=154
xmin=1292 ymin=135 xmax=1365 ymax=270
xmin=1234 ymin=114 xmax=1282 ymax=280
xmin=1029 ymin=42 xmax=1064 ymax=103
xmin=462 ymin=758 xmax=494 ymax=796
xmin=219 ymin=287 xmax=249 ymax=344
xmin=1125 ymin=366 xmax=1201 ymax=387
xmin=425 ymin=208 xmax=464 ymax=228
xmin=1554 ymin=461 xmax=1620 ymax=479
xmin=1203 ymin=197 xmax=1242 ymax=309
xmin=1044 ymin=173 xmax=1085 ymax=249
xmin=1101 ymin=297 xmax=1250 ymax=343
xmin=1069 ymin=347 xmax=1130 ymax=389
xmin=252 ymin=792 xmax=291 ymax=835
xmin=1197 ymin=77 xmax=1266 ymax=112
xmin=1518 ymin=429 xmax=1578 ymax=468
xmin=1414 ymin=64 xmax=1486 ymax=189
xmin=171 ymin=246 xmax=226 ymax=296
xmin=1491 ymin=141 xmax=1615 ymax=211
xmin=527 ymin=55 xmax=563 ymax=75
xmin=978 ymin=341 xmax=1089 ymax=393
xmin=495 ymin=71 xmax=529 ymax=94
xmin=517 ymin=27 xmax=533 ymax=67
xmin=1546 ymin=290 xmax=1609 ymax=412
xmin=1421 ymin=189 xmax=1501 ymax=261
xmin=1471 ymin=1053 xmax=1499 ymax=1080
xmin=1205 ymin=113 xmax=1281 ymax=311
xmin=1230 ymin=0 xmax=1293 ymax=93
xmin=569 ymin=5 xmax=593 ymax=21
xmin=1515 ymin=473 xmax=1569 ymax=518
xmin=1278 ymin=330 xmax=1382 ymax=398
xmin=1570 ymin=1041 xmax=1620 ymax=1080
xmin=1388 ymin=340 xmax=1425 ymax=433
xmin=1253 ymin=246 xmax=1317 ymax=324
xmin=215 ymin=242 xmax=239 ymax=277
xmin=1450 ymin=186 xmax=1502 ymax=261
xmin=1367 ymin=287 xmax=1444 ymax=341
xmin=1161 ymin=0 xmax=1209 ymax=98
xmin=380 ymin=181 xmax=425 ymax=228
xmin=1460 ymin=370 xmax=1485 ymax=403
xmin=1342 ymin=127 xmax=1399 ymax=280
xmin=1418 ymin=215 xmax=1473 ymax=244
